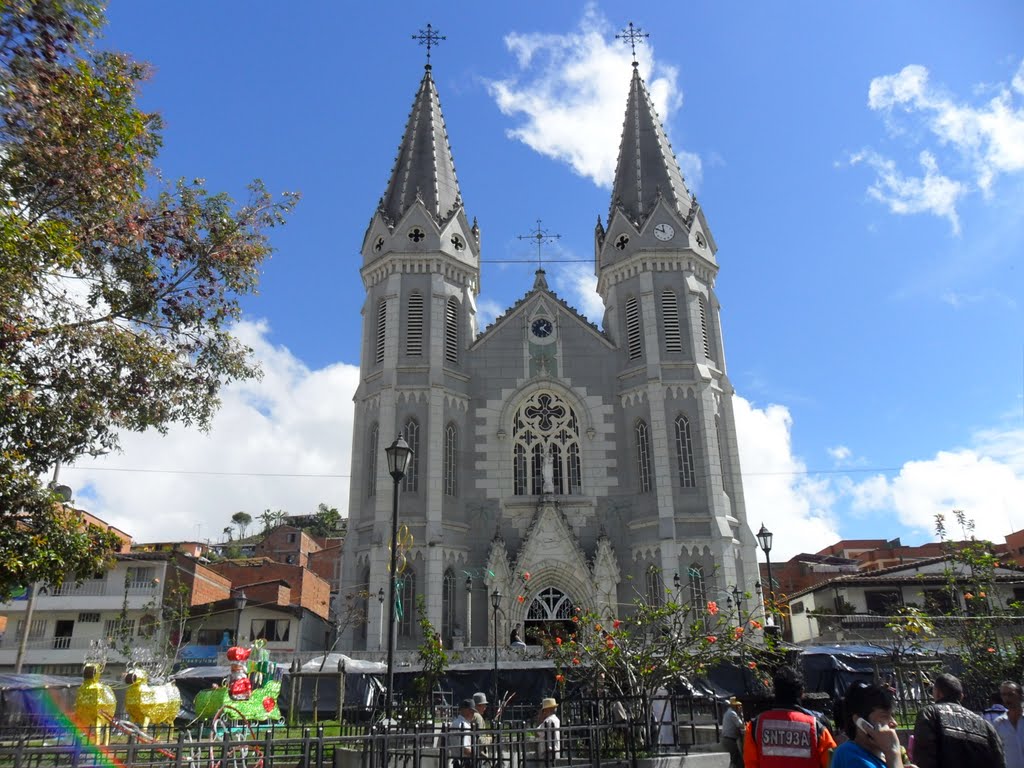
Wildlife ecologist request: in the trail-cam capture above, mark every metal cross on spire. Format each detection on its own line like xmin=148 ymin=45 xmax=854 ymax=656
xmin=412 ymin=23 xmax=446 ymax=68
xmin=615 ymin=21 xmax=649 ymax=65
xmin=517 ymin=219 xmax=561 ymax=270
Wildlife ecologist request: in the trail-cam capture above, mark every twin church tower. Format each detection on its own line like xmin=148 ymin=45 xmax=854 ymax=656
xmin=339 ymin=31 xmax=759 ymax=652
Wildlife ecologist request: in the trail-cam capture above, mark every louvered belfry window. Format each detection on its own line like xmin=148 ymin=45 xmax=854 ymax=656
xmin=698 ymin=295 xmax=711 ymax=359
xmin=406 ymin=292 xmax=423 ymax=356
xmin=444 ymin=297 xmax=459 ymax=364
xmin=375 ymin=298 xmax=387 ymax=363
xmin=662 ymin=290 xmax=682 ymax=353
xmin=626 ymin=297 xmax=642 ymax=360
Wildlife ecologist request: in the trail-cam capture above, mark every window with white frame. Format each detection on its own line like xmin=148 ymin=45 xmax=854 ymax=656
xmin=367 ymin=423 xmax=379 ymax=497
xmin=674 ymin=414 xmax=697 ymax=488
xmin=688 ymin=566 xmax=706 ymax=611
xmin=645 ymin=565 xmax=664 ymax=607
xmin=635 ymin=419 xmax=652 ymax=493
xmin=402 ymin=418 xmax=419 ymax=492
xmin=444 ymin=423 xmax=457 ymax=496
xmin=511 ymin=391 xmax=583 ymax=495
xmin=398 ymin=570 xmax=416 ymax=637
xmin=250 ymin=618 xmax=290 ymax=642
xmin=441 ymin=569 xmax=455 ymax=643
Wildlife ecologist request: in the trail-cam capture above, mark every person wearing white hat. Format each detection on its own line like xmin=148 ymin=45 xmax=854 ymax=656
xmin=535 ymin=697 xmax=561 ymax=760
xmin=721 ymin=696 xmax=744 ymax=768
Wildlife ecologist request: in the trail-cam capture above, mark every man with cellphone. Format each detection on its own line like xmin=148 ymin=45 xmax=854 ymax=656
xmin=830 ymin=682 xmax=910 ymax=768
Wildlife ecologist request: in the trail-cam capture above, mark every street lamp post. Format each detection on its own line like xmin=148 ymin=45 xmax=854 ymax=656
xmin=491 ymin=588 xmax=501 ymax=711
xmin=756 ymin=523 xmax=774 ymax=625
xmin=465 ymin=576 xmax=473 ymax=648
xmin=234 ymin=590 xmax=248 ymax=645
xmin=377 ymin=587 xmax=385 ymax=651
xmin=384 ymin=436 xmax=412 ymax=728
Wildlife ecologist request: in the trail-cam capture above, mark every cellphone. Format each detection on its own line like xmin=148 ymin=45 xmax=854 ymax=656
xmin=855 ymin=717 xmax=876 ymax=733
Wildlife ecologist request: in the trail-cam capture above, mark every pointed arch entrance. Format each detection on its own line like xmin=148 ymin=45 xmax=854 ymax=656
xmin=523 ymin=586 xmax=576 ymax=645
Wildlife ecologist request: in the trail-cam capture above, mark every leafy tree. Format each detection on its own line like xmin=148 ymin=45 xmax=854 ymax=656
xmin=543 ymin=576 xmax=782 ymax=751
xmin=308 ymin=503 xmax=341 ymax=538
xmin=231 ymin=511 xmax=253 ymax=540
xmin=412 ymin=595 xmax=450 ymax=720
xmin=0 ymin=1 xmax=297 ymax=599
xmin=933 ymin=510 xmax=1024 ymax=709
xmin=222 ymin=526 xmax=233 ymax=541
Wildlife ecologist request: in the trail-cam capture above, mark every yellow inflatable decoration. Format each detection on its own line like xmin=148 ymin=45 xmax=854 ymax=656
xmin=74 ymin=663 xmax=116 ymax=745
xmin=124 ymin=667 xmax=181 ymax=728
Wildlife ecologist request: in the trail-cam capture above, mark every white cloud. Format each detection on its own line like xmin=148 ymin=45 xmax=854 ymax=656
xmin=486 ymin=5 xmax=686 ymax=189
xmin=856 ymin=58 xmax=1024 ymax=226
xmin=733 ymin=397 xmax=840 ymax=560
xmin=828 ymin=445 xmax=852 ymax=463
xmin=65 ymin=319 xmax=359 ymax=544
xmin=845 ymin=427 xmax=1024 ymax=542
xmin=551 ymin=262 xmax=604 ymax=325
xmin=476 ymin=298 xmax=504 ymax=330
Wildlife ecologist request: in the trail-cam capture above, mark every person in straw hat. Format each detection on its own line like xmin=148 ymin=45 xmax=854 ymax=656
xmin=721 ymin=696 xmax=744 ymax=767
xmin=535 ymin=697 xmax=561 ymax=760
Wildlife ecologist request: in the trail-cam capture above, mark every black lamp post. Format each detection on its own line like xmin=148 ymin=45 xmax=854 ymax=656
xmin=384 ymin=436 xmax=412 ymax=728
xmin=491 ymin=588 xmax=501 ymax=710
xmin=377 ymin=587 xmax=385 ymax=651
xmin=756 ymin=523 xmax=774 ymax=624
xmin=731 ymin=585 xmax=743 ymax=616
xmin=233 ymin=590 xmax=248 ymax=645
xmin=465 ymin=576 xmax=473 ymax=647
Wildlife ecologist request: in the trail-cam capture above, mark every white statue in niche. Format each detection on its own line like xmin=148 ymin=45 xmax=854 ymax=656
xmin=542 ymin=443 xmax=555 ymax=494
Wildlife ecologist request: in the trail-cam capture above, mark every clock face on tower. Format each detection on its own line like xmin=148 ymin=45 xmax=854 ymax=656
xmin=654 ymin=223 xmax=675 ymax=241
xmin=531 ymin=318 xmax=554 ymax=338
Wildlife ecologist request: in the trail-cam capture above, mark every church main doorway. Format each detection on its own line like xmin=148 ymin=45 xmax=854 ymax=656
xmin=523 ymin=586 xmax=576 ymax=645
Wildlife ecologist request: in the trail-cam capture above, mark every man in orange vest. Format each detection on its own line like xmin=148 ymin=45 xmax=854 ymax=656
xmin=744 ymin=665 xmax=837 ymax=768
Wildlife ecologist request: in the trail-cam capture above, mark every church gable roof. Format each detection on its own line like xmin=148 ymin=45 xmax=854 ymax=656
xmin=379 ymin=65 xmax=463 ymax=227
xmin=471 ymin=270 xmax=611 ymax=350
xmin=609 ymin=64 xmax=693 ymax=230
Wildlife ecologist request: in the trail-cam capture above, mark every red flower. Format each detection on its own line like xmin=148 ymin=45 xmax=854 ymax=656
xmin=555 ymin=673 xmax=564 ymax=682
xmin=707 ymin=601 xmax=719 ymax=615
xmin=595 ymin=624 xmax=603 ymax=632
xmin=517 ymin=595 xmax=525 ymax=603
xmin=749 ymin=620 xmax=762 ymax=630
xmin=979 ymin=591 xmax=987 ymax=598
xmin=987 ymin=647 xmax=996 ymax=653
xmin=263 ymin=696 xmax=275 ymax=713
xmin=522 ymin=572 xmax=531 ymax=581
xmin=733 ymin=626 xmax=744 ymax=640
xmin=555 ymin=637 xmax=563 ymax=646
xmin=706 ymin=635 xmax=717 ymax=643
xmin=612 ymin=619 xmax=622 ymax=629
xmin=965 ymin=592 xmax=975 ymax=600
xmin=605 ymin=638 xmax=615 ymax=649
xmin=748 ymin=661 xmax=757 ymax=669
xmin=572 ymin=657 xmax=581 ymax=665
xmin=572 ymin=616 xmax=579 ymax=623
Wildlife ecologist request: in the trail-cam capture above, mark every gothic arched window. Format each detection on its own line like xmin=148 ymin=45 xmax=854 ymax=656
xmin=359 ymin=566 xmax=370 ymax=640
xmin=626 ymin=296 xmax=642 ymax=360
xmin=406 ymin=291 xmax=424 ymax=356
xmin=367 ymin=423 xmax=379 ymax=497
xmin=674 ymin=414 xmax=696 ymax=489
xmin=662 ymin=290 xmax=682 ymax=353
xmin=645 ymin=565 xmax=664 ymax=608
xmin=635 ymin=419 xmax=652 ymax=493
xmin=444 ymin=297 xmax=460 ymax=364
xmin=402 ymin=418 xmax=420 ymax=492
xmin=375 ymin=298 xmax=387 ymax=364
xmin=511 ymin=391 xmax=583 ymax=496
xmin=715 ymin=414 xmax=730 ymax=483
xmin=399 ymin=570 xmax=416 ymax=637
xmin=444 ymin=423 xmax=457 ymax=497
xmin=688 ymin=565 xmax=706 ymax=613
xmin=441 ymin=568 xmax=455 ymax=644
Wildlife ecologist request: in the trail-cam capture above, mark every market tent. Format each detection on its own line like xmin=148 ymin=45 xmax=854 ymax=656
xmin=0 ymin=673 xmax=79 ymax=728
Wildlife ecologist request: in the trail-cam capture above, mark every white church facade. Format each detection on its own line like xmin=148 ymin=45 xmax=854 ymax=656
xmin=338 ymin=50 xmax=760 ymax=653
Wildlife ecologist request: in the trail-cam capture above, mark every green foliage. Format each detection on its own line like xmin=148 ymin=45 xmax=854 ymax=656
xmin=934 ymin=510 xmax=1024 ymax=709
xmin=543 ymin=582 xmax=783 ymax=723
xmin=231 ymin=511 xmax=253 ymax=540
xmin=0 ymin=1 xmax=297 ymax=599
xmin=412 ymin=594 xmax=451 ymax=718
xmin=307 ymin=503 xmax=341 ymax=538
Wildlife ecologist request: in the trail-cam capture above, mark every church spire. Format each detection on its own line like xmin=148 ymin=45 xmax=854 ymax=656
xmin=380 ymin=62 xmax=463 ymax=225
xmin=608 ymin=63 xmax=692 ymax=227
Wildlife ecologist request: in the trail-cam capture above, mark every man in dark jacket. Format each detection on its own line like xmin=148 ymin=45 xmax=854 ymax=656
xmin=743 ymin=665 xmax=836 ymax=768
xmin=912 ymin=672 xmax=1005 ymax=768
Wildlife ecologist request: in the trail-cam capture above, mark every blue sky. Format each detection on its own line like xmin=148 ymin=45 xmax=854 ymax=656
xmin=68 ymin=2 xmax=1024 ymax=559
